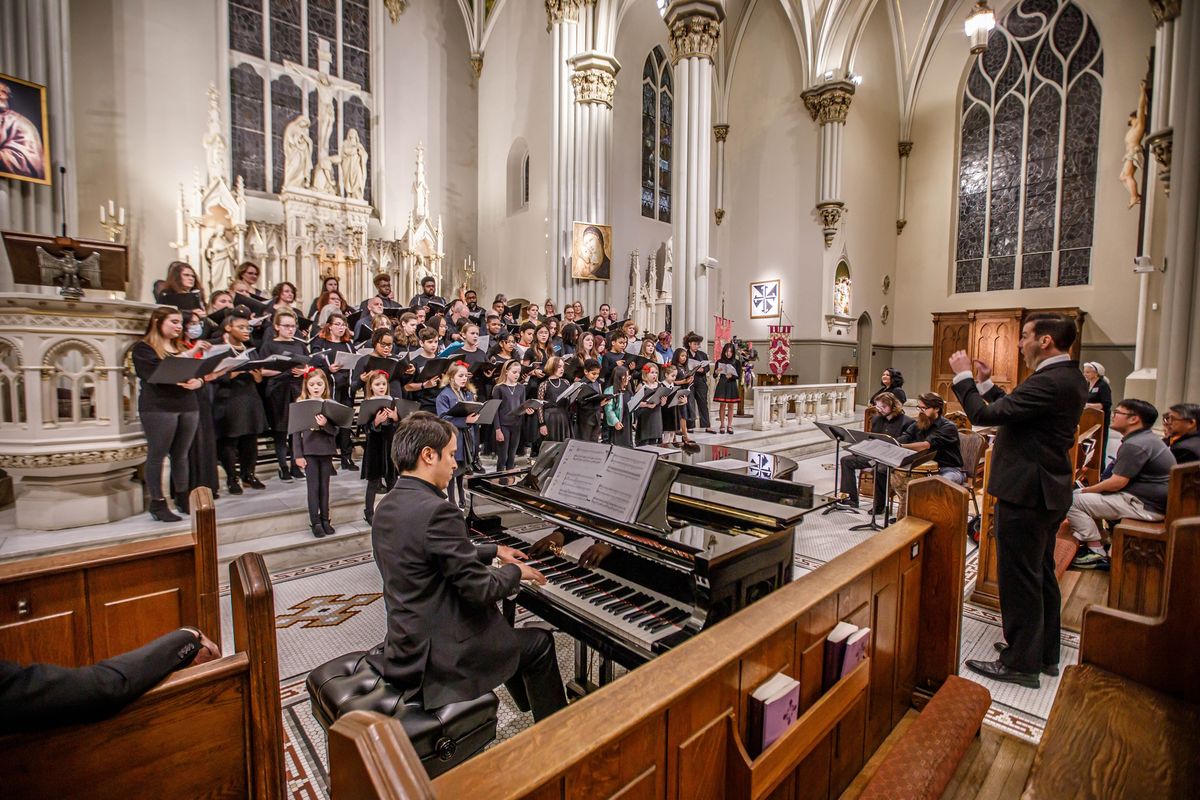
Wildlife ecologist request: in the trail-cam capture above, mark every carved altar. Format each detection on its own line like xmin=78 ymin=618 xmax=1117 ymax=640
xmin=0 ymin=294 xmax=155 ymax=529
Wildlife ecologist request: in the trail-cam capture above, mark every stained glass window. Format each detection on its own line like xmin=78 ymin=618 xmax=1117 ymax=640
xmin=227 ymin=0 xmax=373 ymax=201
xmin=954 ymin=0 xmax=1102 ymax=292
xmin=641 ymin=47 xmax=671 ymax=223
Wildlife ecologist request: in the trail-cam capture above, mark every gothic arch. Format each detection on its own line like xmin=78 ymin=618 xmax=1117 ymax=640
xmin=506 ymin=137 xmax=530 ymax=216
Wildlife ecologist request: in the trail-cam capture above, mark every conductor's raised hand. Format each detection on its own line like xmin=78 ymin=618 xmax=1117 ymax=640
xmin=948 ymin=350 xmax=973 ymax=376
xmin=972 ymin=359 xmax=992 ymax=382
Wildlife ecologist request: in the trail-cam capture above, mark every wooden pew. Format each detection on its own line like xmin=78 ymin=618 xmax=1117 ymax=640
xmin=1109 ymin=462 xmax=1200 ymax=616
xmin=0 ymin=551 xmax=286 ymax=800
xmin=327 ymin=478 xmax=970 ymax=800
xmin=1024 ymin=514 xmax=1200 ymax=798
xmin=0 ymin=486 xmax=220 ymax=666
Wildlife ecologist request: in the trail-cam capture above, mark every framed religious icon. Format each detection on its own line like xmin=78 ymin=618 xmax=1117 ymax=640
xmin=571 ymin=221 xmax=612 ymax=281
xmin=0 ymin=72 xmax=51 ymax=185
xmin=750 ymin=279 xmax=780 ymax=318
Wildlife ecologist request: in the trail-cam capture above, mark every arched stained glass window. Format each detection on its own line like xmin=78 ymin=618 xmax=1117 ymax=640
xmin=641 ymin=46 xmax=672 ymax=223
xmin=954 ymin=0 xmax=1102 ymax=293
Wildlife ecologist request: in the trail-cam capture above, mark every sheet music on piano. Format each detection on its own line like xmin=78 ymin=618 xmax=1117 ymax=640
xmin=542 ymin=440 xmax=658 ymax=524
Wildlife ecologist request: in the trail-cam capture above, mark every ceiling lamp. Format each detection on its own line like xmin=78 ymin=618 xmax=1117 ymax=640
xmin=965 ymin=1 xmax=996 ymax=54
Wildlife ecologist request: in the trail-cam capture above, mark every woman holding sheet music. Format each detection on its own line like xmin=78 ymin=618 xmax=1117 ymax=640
xmin=154 ymin=262 xmax=206 ymax=312
xmin=436 ymin=362 xmax=481 ymax=508
xmin=259 ymin=309 xmax=310 ymax=482
xmin=712 ymin=343 xmax=741 ymax=434
xmin=180 ymin=312 xmax=220 ymax=499
xmin=360 ymin=370 xmax=400 ymax=524
xmin=492 ymin=360 xmax=533 ymax=471
xmin=352 ymin=329 xmax=407 ymax=399
xmin=291 ymin=368 xmax=340 ymax=538
xmin=212 ymin=315 xmax=267 ymax=496
xmin=132 ymin=307 xmax=204 ymax=522
xmin=309 ymin=313 xmax=358 ymax=469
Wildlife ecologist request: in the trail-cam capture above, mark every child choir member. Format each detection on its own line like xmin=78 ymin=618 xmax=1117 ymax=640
xmin=712 ymin=342 xmax=741 ymax=434
xmin=291 ymin=368 xmax=340 ymax=538
xmin=213 ymin=315 xmax=267 ymax=495
xmin=633 ymin=362 xmax=668 ymax=447
xmin=259 ymin=309 xmax=309 ymax=481
xmin=536 ymin=357 xmax=573 ymax=444
xmin=309 ymin=313 xmax=358 ymax=468
xmin=436 ymin=362 xmax=481 ymax=507
xmin=604 ymin=366 xmax=634 ymax=448
xmin=360 ymin=370 xmax=399 ymax=525
xmin=492 ymin=360 xmax=533 ymax=470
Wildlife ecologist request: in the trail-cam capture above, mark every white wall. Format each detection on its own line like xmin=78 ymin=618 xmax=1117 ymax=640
xmin=474 ymin=0 xmax=552 ymax=306
xmin=893 ymin=0 xmax=1156 ymax=358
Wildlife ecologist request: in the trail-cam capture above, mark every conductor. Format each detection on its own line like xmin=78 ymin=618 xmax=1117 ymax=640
xmin=368 ymin=412 xmax=568 ymax=720
xmin=949 ymin=313 xmax=1086 ymax=688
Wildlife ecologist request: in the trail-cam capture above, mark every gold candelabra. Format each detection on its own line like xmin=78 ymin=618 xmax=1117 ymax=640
xmin=99 ymin=200 xmax=126 ymax=243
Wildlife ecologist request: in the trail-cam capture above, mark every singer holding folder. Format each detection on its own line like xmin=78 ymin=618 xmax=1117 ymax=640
xmin=291 ymin=369 xmax=343 ymax=538
xmin=436 ymin=362 xmax=481 ymax=508
xmin=132 ymin=307 xmax=204 ymax=522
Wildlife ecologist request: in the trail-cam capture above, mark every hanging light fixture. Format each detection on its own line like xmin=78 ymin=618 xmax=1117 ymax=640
xmin=964 ymin=1 xmax=996 ymax=54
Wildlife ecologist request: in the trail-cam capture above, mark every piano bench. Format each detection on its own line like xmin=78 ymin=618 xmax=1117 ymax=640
xmin=306 ymin=648 xmax=499 ymax=778
xmin=856 ymin=675 xmax=991 ymax=800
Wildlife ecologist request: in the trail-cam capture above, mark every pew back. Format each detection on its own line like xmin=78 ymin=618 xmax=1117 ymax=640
xmin=0 ymin=486 xmax=220 ymax=666
xmin=330 ymin=478 xmax=969 ymax=800
xmin=0 ymin=550 xmax=285 ymax=800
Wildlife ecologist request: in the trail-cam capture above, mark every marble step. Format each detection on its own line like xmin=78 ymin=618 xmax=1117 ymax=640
xmin=217 ymin=518 xmax=373 ymax=573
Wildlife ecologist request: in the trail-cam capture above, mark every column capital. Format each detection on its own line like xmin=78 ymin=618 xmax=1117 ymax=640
xmin=898 ymin=140 xmax=913 ymax=158
xmin=802 ymin=81 xmax=855 ymax=125
xmin=1147 ymin=127 xmax=1173 ymax=196
xmin=713 ymin=124 xmax=730 ymax=142
xmin=545 ymin=0 xmax=585 ymax=29
xmin=665 ymin=1 xmax=726 ymax=64
xmin=469 ymin=53 xmax=484 ymax=80
xmin=568 ymin=51 xmax=620 ymax=107
xmin=1147 ymin=0 xmax=1180 ymax=26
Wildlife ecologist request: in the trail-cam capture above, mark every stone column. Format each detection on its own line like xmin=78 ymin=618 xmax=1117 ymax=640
xmin=714 ymin=124 xmax=729 ymax=225
xmin=801 ymin=81 xmax=855 ymax=248
xmin=568 ymin=51 xmax=620 ymax=314
xmin=896 ymin=141 xmax=913 ymax=234
xmin=546 ymin=0 xmax=585 ymax=308
xmin=666 ymin=0 xmax=724 ymax=339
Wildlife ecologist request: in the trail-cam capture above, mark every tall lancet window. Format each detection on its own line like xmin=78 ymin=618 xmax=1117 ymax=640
xmin=954 ymin=0 xmax=1102 ymax=293
xmin=641 ymin=46 xmax=672 ymax=223
xmin=227 ymin=0 xmax=374 ymax=201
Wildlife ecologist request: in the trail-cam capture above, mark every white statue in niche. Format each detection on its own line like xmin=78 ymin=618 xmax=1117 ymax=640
xmin=833 ymin=275 xmax=852 ymax=317
xmin=282 ymin=117 xmax=313 ymax=189
xmin=660 ymin=237 xmax=673 ymax=300
xmin=339 ymin=129 xmax=368 ymax=200
xmin=204 ymin=225 xmax=234 ymax=289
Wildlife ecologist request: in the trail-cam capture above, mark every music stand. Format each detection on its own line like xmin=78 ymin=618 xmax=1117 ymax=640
xmin=844 ymin=434 xmax=926 ymax=532
xmin=2 ymin=231 xmax=129 ymax=297
xmin=814 ymin=421 xmax=858 ymax=515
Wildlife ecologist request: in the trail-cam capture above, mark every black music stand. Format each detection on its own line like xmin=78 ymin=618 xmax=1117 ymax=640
xmin=814 ymin=420 xmax=858 ymax=515
xmin=845 ymin=431 xmax=913 ymax=532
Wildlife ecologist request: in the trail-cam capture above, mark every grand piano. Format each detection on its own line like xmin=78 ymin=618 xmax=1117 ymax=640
xmin=467 ymin=442 xmax=815 ymax=690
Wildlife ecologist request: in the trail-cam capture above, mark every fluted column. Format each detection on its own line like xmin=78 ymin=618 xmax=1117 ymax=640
xmin=714 ymin=124 xmax=729 ymax=225
xmin=568 ymin=51 xmax=620 ymax=314
xmin=801 ymin=81 xmax=855 ymax=248
xmin=896 ymin=141 xmax=913 ymax=234
xmin=666 ymin=0 xmax=724 ymax=339
xmin=546 ymin=0 xmax=584 ymax=308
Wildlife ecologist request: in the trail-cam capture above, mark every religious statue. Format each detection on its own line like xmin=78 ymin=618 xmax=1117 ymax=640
xmin=282 ymin=116 xmax=313 ymax=189
xmin=311 ymin=155 xmax=338 ymax=194
xmin=204 ymin=225 xmax=234 ymax=289
xmin=202 ymin=85 xmax=227 ymax=185
xmin=660 ymin=237 xmax=673 ymax=300
xmin=833 ymin=275 xmax=852 ymax=317
xmin=626 ymin=250 xmax=643 ymax=321
xmin=1120 ymin=79 xmax=1148 ymax=208
xmin=339 ymin=128 xmax=368 ymax=200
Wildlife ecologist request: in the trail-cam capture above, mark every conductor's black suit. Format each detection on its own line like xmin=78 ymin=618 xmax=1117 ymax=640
xmin=953 ymin=359 xmax=1086 ymax=674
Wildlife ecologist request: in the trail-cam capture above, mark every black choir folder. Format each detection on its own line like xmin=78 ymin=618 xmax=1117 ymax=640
xmin=746 ymin=672 xmax=801 ymax=757
xmin=355 ymin=397 xmax=420 ymax=426
xmin=287 ymin=399 xmax=353 ymax=433
xmin=821 ymin=622 xmax=871 ymax=692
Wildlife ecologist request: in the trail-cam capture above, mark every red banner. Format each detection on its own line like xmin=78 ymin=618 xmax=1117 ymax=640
xmin=713 ymin=315 xmax=733 ymax=356
xmin=768 ymin=325 xmax=791 ymax=376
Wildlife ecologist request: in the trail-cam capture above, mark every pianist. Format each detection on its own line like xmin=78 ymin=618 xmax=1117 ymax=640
xmin=369 ymin=412 xmax=569 ymax=721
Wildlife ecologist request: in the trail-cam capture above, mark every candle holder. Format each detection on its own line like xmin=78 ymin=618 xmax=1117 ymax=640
xmin=99 ymin=201 xmax=127 ymax=243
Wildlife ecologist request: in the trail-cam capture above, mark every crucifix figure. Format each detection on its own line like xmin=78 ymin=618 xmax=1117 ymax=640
xmin=284 ymin=38 xmax=364 ymax=192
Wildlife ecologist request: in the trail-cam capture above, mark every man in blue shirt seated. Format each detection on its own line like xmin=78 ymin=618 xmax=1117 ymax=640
xmin=1068 ymin=398 xmax=1176 ymax=570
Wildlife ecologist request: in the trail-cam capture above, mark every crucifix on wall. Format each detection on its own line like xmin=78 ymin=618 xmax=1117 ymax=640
xmin=284 ymin=38 xmax=365 ymax=194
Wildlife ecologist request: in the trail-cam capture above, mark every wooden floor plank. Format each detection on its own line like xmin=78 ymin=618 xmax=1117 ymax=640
xmin=943 ymin=729 xmax=1003 ymax=800
xmin=1060 ymin=570 xmax=1109 ymax=631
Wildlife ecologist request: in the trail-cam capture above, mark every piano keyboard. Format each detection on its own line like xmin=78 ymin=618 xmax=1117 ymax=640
xmin=475 ymin=527 xmax=693 ymax=652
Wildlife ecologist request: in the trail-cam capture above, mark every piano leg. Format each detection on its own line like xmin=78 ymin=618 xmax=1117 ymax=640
xmin=567 ymin=641 xmax=599 ymax=699
xmin=598 ymin=657 xmax=614 ymax=686
xmin=503 ymin=597 xmax=516 ymax=627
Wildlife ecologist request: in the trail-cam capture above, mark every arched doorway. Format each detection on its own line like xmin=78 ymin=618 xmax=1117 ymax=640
xmin=855 ymin=312 xmax=873 ymax=407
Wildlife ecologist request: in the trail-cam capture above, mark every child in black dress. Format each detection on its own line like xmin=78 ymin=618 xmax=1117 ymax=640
xmin=492 ymin=359 xmax=532 ymax=471
xmin=634 ymin=363 xmax=668 ymax=446
xmin=360 ymin=370 xmax=399 ymax=525
xmin=712 ymin=342 xmax=741 ymax=434
xmin=436 ymin=362 xmax=480 ymax=507
xmin=291 ymin=368 xmax=340 ymax=538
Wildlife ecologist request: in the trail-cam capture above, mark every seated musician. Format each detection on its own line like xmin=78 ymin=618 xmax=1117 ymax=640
xmin=368 ymin=412 xmax=568 ymax=721
xmin=0 ymin=627 xmax=219 ymax=734
xmin=890 ymin=392 xmax=966 ymax=517
xmin=836 ymin=391 xmax=914 ymax=513
xmin=1068 ymin=398 xmax=1174 ymax=570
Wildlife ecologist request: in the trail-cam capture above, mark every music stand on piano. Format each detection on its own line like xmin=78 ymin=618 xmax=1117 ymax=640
xmin=813 ymin=420 xmax=858 ymax=515
xmin=2 ymin=231 xmax=128 ymax=298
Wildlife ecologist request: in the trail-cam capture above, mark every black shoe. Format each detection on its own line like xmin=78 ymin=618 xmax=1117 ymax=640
xmin=227 ymin=481 xmax=244 ymax=495
xmin=279 ymin=467 xmax=294 ymax=483
xmin=364 ymin=509 xmax=373 ymax=526
xmin=342 ymin=458 xmax=358 ymax=470
xmin=965 ymin=658 xmax=1041 ymax=688
xmin=992 ymin=642 xmax=1060 ymax=676
xmin=173 ymin=491 xmax=190 ymax=515
xmin=244 ymin=475 xmax=266 ymax=490
xmin=148 ymin=498 xmax=181 ymax=523
xmin=311 ymin=523 xmax=328 ymax=538
xmin=322 ymin=520 xmax=335 ymax=536
xmin=290 ymin=465 xmax=305 ymax=479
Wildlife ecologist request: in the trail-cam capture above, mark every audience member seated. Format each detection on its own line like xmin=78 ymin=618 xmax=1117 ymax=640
xmin=1068 ymin=398 xmax=1175 ymax=570
xmin=0 ymin=627 xmax=219 ymax=734
xmin=368 ymin=412 xmax=568 ymax=722
xmin=837 ymin=391 xmax=914 ymax=512
xmin=890 ymin=392 xmax=966 ymax=517
xmin=1164 ymin=402 xmax=1200 ymax=464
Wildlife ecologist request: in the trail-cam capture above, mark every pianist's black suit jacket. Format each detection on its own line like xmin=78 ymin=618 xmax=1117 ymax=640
xmin=952 ymin=360 xmax=1086 ymax=512
xmin=369 ymin=476 xmax=523 ymax=709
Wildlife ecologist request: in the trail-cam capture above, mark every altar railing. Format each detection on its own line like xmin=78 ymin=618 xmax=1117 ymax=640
xmin=751 ymin=382 xmax=856 ymax=431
